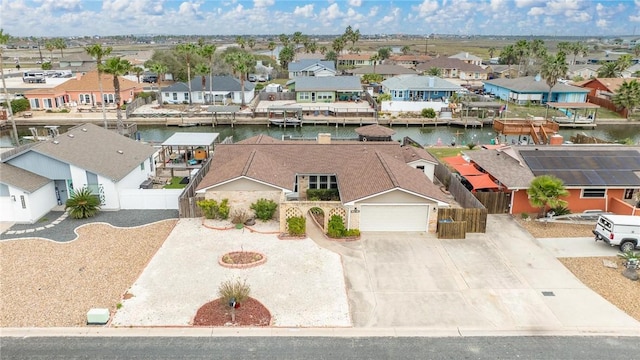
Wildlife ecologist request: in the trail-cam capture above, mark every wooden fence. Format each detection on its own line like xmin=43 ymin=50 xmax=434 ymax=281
xmin=437 ymin=220 xmax=466 ymax=239
xmin=258 ymin=92 xmax=296 ymax=101
xmin=587 ymin=95 xmax=628 ymax=118
xmin=125 ymin=96 xmax=153 ymax=118
xmin=475 ymin=192 xmax=510 ymax=214
xmin=437 ymin=207 xmax=487 ymax=234
xmin=178 ymin=156 xmax=212 ymax=218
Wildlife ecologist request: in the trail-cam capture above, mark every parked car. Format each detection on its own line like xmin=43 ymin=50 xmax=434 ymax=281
xmin=142 ymin=74 xmax=158 ymax=83
xmin=593 ymin=214 xmax=640 ymax=252
xmin=248 ymin=74 xmax=257 ymax=82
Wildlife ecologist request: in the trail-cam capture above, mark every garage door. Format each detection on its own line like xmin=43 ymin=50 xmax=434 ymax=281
xmin=360 ymin=205 xmax=429 ymax=232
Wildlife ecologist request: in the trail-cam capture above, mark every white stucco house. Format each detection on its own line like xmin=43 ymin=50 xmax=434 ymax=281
xmin=160 ymin=75 xmax=255 ymax=105
xmin=0 ymin=123 xmax=159 ymax=223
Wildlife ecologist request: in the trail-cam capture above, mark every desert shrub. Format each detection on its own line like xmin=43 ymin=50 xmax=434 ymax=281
xmin=231 ymin=209 xmax=251 ymax=224
xmin=197 ymin=198 xmax=230 ymax=219
xmin=306 ymin=189 xmax=339 ymax=201
xmin=3 ymin=98 xmax=30 ymax=114
xmin=421 ymin=108 xmax=436 ymax=118
xmin=218 ymin=278 xmax=250 ymax=306
xmin=327 ymin=214 xmax=346 ymax=238
xmin=65 ymin=187 xmax=101 ymax=219
xmin=251 ymin=198 xmax=278 ymax=221
xmin=344 ymin=228 xmax=360 ymax=237
xmin=550 ymin=206 xmax=571 ymax=216
xmin=467 ymin=143 xmax=477 ymax=150
xmin=520 ymin=212 xmax=530 ymax=220
xmin=287 ymin=216 xmax=306 ymax=236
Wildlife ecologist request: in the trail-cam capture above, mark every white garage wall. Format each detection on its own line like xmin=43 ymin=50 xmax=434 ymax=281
xmin=119 ymin=189 xmax=182 ymax=209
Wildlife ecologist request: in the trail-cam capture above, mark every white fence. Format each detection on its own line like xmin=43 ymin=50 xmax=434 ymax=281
xmin=381 ymin=100 xmax=448 ymax=113
xmin=119 ymin=189 xmax=183 ymax=210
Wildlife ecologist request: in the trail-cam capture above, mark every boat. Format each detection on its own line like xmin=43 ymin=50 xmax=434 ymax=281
xmin=269 ymin=117 xmax=302 ymax=127
xmin=552 ymin=116 xmax=595 ymax=124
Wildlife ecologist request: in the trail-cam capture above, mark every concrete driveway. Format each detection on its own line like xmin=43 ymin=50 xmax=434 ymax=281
xmin=315 ymin=215 xmax=640 ymax=331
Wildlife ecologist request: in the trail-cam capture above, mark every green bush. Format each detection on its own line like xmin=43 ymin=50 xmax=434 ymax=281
xmin=306 ymin=189 xmax=339 ymax=201
xmin=65 ymin=187 xmax=101 ymax=219
xmin=287 ymin=216 xmax=306 ymax=236
xmin=1 ymin=98 xmax=30 ymax=114
xmin=521 ymin=212 xmax=530 ymax=220
xmin=550 ymin=206 xmax=571 ymax=216
xmin=421 ymin=108 xmax=436 ymax=118
xmin=250 ymin=198 xmax=278 ymax=221
xmin=327 ymin=215 xmax=346 ymax=238
xmin=344 ymin=229 xmax=360 ymax=237
xmin=197 ymin=198 xmax=230 ymax=219
xmin=467 ymin=143 xmax=477 ymax=150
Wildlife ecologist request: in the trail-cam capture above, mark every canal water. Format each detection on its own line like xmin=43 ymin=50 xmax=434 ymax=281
xmin=2 ymin=123 xmax=640 ymax=148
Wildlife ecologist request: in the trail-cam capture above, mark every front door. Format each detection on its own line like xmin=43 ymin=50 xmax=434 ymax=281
xmin=311 ymin=92 xmax=316 ymax=102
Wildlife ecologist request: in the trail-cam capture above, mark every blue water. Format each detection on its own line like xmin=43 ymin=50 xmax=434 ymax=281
xmin=2 ymin=123 xmax=640 ymax=148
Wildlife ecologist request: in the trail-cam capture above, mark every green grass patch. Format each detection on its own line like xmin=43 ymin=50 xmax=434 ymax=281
xmin=427 ymin=147 xmax=476 ymax=160
xmin=163 ymin=177 xmax=188 ymax=189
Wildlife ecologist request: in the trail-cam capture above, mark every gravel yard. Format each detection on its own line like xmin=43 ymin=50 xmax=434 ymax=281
xmin=0 ymin=220 xmax=177 ymax=327
xmin=516 ymin=217 xmax=640 ymax=323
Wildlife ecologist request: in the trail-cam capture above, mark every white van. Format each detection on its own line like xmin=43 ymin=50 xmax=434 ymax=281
xmin=22 ymin=71 xmax=46 ymax=83
xmin=593 ymin=215 xmax=640 ymax=252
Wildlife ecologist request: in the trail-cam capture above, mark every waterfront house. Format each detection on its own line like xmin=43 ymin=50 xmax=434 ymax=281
xmin=160 ymin=75 xmax=255 ymax=105
xmin=348 ymin=65 xmax=417 ymax=80
xmin=196 ymin=134 xmax=449 ymax=233
xmin=0 ymin=123 xmax=160 ymax=223
xmin=381 ymin=75 xmax=461 ymax=101
xmin=416 ymin=58 xmax=488 ymax=81
xmin=483 ymin=75 xmax=590 ymax=104
xmin=287 ymin=76 xmax=363 ymax=103
xmin=288 ymin=60 xmax=336 ymax=78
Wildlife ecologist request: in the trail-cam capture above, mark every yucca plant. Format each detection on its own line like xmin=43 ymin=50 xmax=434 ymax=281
xmin=218 ymin=278 xmax=251 ymax=322
xmin=65 ymin=187 xmax=101 ymax=219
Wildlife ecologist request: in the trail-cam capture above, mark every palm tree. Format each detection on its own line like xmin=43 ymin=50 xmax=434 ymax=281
xmin=247 ymin=38 xmax=256 ymax=51
xmin=597 ymin=61 xmax=621 ymax=78
xmin=194 ymin=63 xmax=210 ymax=103
xmin=325 ymin=50 xmax=338 ymax=69
xmin=278 ymin=46 xmax=295 ymax=69
xmin=499 ymin=45 xmax=517 ymax=77
xmin=198 ymin=44 xmax=217 ymax=105
xmin=85 ymin=43 xmax=113 ymax=128
xmin=267 ymin=41 xmax=276 ymax=59
xmin=488 ymin=47 xmax=497 ymax=59
xmin=0 ymin=29 xmax=19 ymax=145
xmin=45 ymin=40 xmax=55 ymax=61
xmin=53 ymin=38 xmax=66 ymax=57
xmin=131 ymin=66 xmax=144 ymax=83
xmin=527 ymin=175 xmax=569 ymax=217
xmin=149 ymin=62 xmax=168 ymax=106
xmin=612 ymin=79 xmax=640 ymax=119
xmin=369 ymin=54 xmax=381 ymax=74
xmin=100 ymin=57 xmax=131 ymax=134
xmin=319 ymin=46 xmax=327 ymax=55
xmin=332 ymin=36 xmax=346 ymax=55
xmin=634 ymin=44 xmax=640 ymax=58
xmin=377 ymin=47 xmax=391 ymax=61
xmin=292 ymin=32 xmax=303 ymax=60
xmin=307 ymin=41 xmax=317 ymax=54
xmin=570 ymin=42 xmax=588 ymax=65
xmin=616 ymin=54 xmax=633 ymax=72
xmin=223 ymin=51 xmax=255 ymax=107
xmin=65 ymin=187 xmax=101 ymax=219
xmin=514 ymin=40 xmax=530 ymax=75
xmin=426 ymin=67 xmax=442 ymax=76
xmin=401 ymin=45 xmax=411 ymax=55
xmin=235 ymin=36 xmax=246 ymax=49
xmin=540 ymin=51 xmax=568 ymax=104
xmin=175 ymin=43 xmax=197 ymax=105
xmin=278 ymin=33 xmax=289 ymax=47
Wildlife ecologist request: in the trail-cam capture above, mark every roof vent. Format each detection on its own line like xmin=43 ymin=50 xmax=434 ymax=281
xmin=117 ymin=150 xmax=124 ymax=154
xmin=68 ymin=134 xmax=75 ymax=138
xmin=82 ymin=128 xmax=87 ymax=132
xmin=53 ymin=140 xmax=59 ymax=144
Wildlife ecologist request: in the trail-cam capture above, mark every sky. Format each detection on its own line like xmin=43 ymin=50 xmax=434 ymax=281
xmin=1 ymin=0 xmax=639 ymax=38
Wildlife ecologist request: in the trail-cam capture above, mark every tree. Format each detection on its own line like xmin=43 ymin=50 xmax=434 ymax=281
xmin=53 ymin=38 xmax=67 ymax=57
xmin=332 ymin=36 xmax=346 ymax=55
xmin=634 ymin=44 xmax=640 ymax=58
xmin=247 ymin=38 xmax=255 ymax=51
xmin=597 ymin=61 xmax=621 ymax=78
xmin=194 ymin=63 xmax=210 ymax=100
xmin=612 ymin=79 xmax=640 ymax=119
xmin=319 ymin=46 xmax=327 ymax=55
xmin=267 ymin=41 xmax=276 ymax=59
xmin=616 ymin=54 xmax=633 ymax=72
xmin=278 ymin=33 xmax=289 ymax=47
xmin=540 ymin=51 xmax=567 ymax=104
xmin=527 ymin=175 xmax=569 ymax=217
xmin=131 ymin=66 xmax=144 ymax=83
xmin=361 ymin=73 xmax=382 ymax=84
xmin=292 ymin=31 xmax=303 ymax=59
xmin=100 ymin=57 xmax=131 ymax=134
xmin=45 ymin=40 xmax=55 ymax=61
xmin=570 ymin=42 xmax=588 ymax=65
xmin=224 ymin=51 xmax=255 ymax=106
xmin=65 ymin=187 xmax=101 ymax=219
xmin=325 ymin=50 xmax=338 ymax=69
xmin=499 ymin=45 xmax=517 ymax=76
xmin=488 ymin=47 xmax=497 ymax=59
xmin=514 ymin=39 xmax=530 ymax=75
xmin=85 ymin=43 xmax=113 ymax=128
xmin=175 ymin=43 xmax=197 ymax=105
xmin=278 ymin=45 xmax=295 ymax=69
xmin=401 ymin=45 xmax=411 ymax=55
xmin=377 ymin=47 xmax=391 ymax=61
xmin=149 ymin=62 xmax=168 ymax=105
xmin=369 ymin=54 xmax=381 ymax=74
xmin=0 ymin=29 xmax=19 ymax=145
xmin=235 ymin=36 xmax=246 ymax=49
xmin=426 ymin=67 xmax=442 ymax=76
xmin=198 ymin=43 xmax=217 ymax=105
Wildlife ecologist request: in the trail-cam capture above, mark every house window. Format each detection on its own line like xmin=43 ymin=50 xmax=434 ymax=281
xmin=140 ymin=161 xmax=145 ymax=170
xmin=184 ymin=93 xmax=189 ymax=100
xmin=307 ymin=175 xmax=338 ymax=189
xmin=43 ymin=98 xmax=53 ymax=108
xmin=416 ymin=165 xmax=425 ymax=172
xmin=30 ymin=99 xmax=40 ymax=108
xmin=79 ymin=94 xmax=91 ymax=104
xmin=582 ymin=188 xmax=606 ymax=198
xmin=165 ymin=92 xmax=170 ymax=97
xmin=173 ymin=93 xmax=178 ymax=101
xmin=103 ymin=94 xmax=114 ymax=104
xmin=20 ymin=195 xmax=26 ymax=209
xmin=299 ymin=92 xmax=310 ymax=100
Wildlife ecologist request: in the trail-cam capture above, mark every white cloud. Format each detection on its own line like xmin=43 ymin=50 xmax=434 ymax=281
xmin=380 ymin=7 xmax=400 ymax=25
xmin=528 ymin=7 xmax=545 ymax=16
xmin=414 ymin=0 xmax=438 ymax=17
xmin=368 ymin=6 xmax=379 ymax=17
xmin=293 ymin=4 xmax=314 ymax=18
xmin=514 ymin=0 xmax=546 ymax=8
xmin=36 ymin=0 xmax=82 ymax=11
xmin=348 ymin=0 xmax=362 ymax=7
xmin=253 ymin=0 xmax=274 ymax=8
xmin=178 ymin=1 xmax=202 ymax=17
xmin=346 ymin=8 xmax=365 ymax=22
xmin=102 ymin=0 xmax=163 ymax=15
xmin=490 ymin=0 xmax=507 ymax=11
xmin=320 ymin=3 xmax=343 ymax=20
xmin=596 ymin=19 xmax=608 ymax=28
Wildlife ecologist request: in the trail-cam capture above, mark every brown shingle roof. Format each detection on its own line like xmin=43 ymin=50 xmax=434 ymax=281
xmin=465 ymin=147 xmax=534 ymax=189
xmin=0 ymin=162 xmax=51 ymax=193
xmin=355 ymin=124 xmax=396 ymax=137
xmin=197 ymin=138 xmax=448 ymax=204
xmin=401 ymin=146 xmax=438 ymax=164
xmin=416 ymin=57 xmax=487 ymax=73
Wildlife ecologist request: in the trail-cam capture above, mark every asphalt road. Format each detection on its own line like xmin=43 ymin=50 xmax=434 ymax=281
xmin=1 ymin=336 xmax=637 ymax=359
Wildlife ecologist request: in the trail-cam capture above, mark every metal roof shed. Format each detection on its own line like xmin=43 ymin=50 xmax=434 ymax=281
xmin=160 ymin=133 xmax=220 ymax=174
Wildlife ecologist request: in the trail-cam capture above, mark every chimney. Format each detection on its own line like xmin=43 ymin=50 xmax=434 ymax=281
xmin=76 ymin=72 xmax=83 ymax=80
xmin=428 ymin=77 xmax=435 ymax=87
xmin=465 ymin=52 xmax=469 ymax=58
xmin=317 ymin=133 xmax=331 ymax=144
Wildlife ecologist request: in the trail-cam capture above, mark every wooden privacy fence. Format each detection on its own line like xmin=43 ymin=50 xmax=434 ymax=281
xmin=587 ymin=95 xmax=628 ymax=118
xmin=438 ymin=207 xmax=487 ymax=234
xmin=437 ymin=220 xmax=466 ymax=239
xmin=475 ymin=191 xmax=510 ymax=214
xmin=178 ymin=156 xmax=212 ymax=218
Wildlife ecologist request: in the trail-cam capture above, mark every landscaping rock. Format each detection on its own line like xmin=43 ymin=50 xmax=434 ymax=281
xmin=622 ymin=268 xmax=639 ymax=281
xmin=603 ymin=259 xmax=618 ymax=269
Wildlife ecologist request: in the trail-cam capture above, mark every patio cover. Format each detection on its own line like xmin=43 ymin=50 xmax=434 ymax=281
xmin=161 ymin=133 xmax=219 ymax=147
xmin=463 ymin=174 xmax=499 ymax=190
xmin=451 ymin=163 xmax=484 ymax=176
xmin=443 ymin=155 xmax=468 ymax=166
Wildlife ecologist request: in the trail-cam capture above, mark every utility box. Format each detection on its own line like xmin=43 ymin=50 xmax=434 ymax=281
xmin=87 ymin=308 xmax=110 ymax=325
